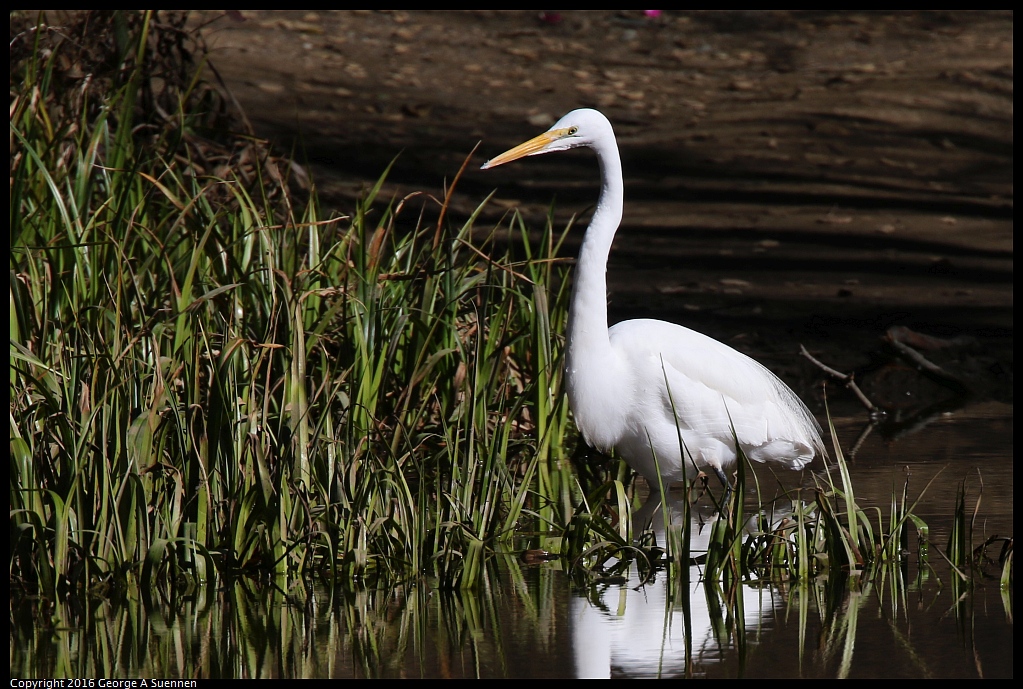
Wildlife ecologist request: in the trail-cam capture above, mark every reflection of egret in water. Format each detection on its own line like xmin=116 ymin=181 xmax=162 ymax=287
xmin=571 ymin=493 xmax=780 ymax=678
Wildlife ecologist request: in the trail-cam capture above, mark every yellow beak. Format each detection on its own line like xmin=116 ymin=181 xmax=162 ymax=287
xmin=481 ymin=128 xmax=571 ymax=170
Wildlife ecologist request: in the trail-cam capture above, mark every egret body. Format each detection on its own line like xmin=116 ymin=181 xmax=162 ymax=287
xmin=482 ymin=109 xmax=824 ymax=489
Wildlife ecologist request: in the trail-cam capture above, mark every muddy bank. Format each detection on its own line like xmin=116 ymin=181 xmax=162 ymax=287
xmin=196 ymin=10 xmax=1012 ymax=404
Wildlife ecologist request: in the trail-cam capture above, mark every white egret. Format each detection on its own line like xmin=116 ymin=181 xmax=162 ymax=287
xmin=482 ymin=109 xmax=824 ymax=490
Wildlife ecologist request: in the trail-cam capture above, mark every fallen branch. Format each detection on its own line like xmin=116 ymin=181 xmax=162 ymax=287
xmin=799 ymin=345 xmax=882 ymax=415
xmin=885 ymin=326 xmax=970 ymax=393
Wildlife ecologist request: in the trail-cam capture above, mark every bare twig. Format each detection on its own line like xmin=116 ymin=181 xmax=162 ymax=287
xmin=799 ymin=344 xmax=882 ymax=414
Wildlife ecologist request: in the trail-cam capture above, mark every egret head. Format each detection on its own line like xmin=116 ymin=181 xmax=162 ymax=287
xmin=481 ymin=108 xmax=613 ymax=170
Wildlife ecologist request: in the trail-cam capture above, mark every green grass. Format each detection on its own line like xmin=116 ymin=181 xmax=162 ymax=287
xmin=10 ymin=12 xmax=1009 ymax=610
xmin=10 ymin=11 xmax=577 ymax=595
xmin=9 ymin=14 xmax=1011 ymax=681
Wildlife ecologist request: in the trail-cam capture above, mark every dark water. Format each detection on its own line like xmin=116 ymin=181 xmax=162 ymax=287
xmin=10 ymin=404 xmax=1012 ymax=679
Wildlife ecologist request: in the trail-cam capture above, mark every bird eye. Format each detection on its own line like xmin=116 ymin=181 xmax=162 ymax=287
xmin=568 ymin=127 xmax=578 ymax=135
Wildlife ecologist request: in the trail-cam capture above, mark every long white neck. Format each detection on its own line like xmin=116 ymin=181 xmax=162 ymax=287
xmin=564 ymin=137 xmax=627 ymax=450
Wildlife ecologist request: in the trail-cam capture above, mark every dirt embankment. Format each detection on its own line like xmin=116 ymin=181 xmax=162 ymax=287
xmin=196 ymin=10 xmax=1013 ymax=404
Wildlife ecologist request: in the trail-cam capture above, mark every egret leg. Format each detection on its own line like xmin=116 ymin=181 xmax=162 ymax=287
xmin=714 ymin=467 xmax=733 ymax=509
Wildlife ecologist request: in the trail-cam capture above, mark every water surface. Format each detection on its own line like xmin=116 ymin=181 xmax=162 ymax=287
xmin=10 ymin=404 xmax=1012 ymax=679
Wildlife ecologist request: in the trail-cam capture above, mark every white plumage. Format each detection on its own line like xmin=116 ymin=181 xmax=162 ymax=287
xmin=483 ymin=109 xmax=823 ymax=489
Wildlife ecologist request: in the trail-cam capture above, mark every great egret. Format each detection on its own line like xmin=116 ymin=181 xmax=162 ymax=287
xmin=482 ymin=109 xmax=824 ymax=490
